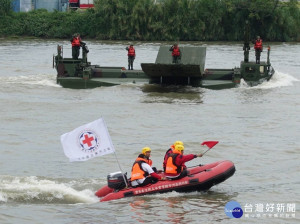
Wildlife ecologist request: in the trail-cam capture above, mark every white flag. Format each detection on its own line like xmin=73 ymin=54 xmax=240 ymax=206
xmin=60 ymin=118 xmax=115 ymax=162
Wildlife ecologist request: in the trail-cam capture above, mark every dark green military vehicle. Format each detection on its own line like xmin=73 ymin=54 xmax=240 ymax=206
xmin=54 ymin=44 xmax=148 ymax=89
xmin=141 ymin=41 xmax=274 ymax=89
xmin=54 ymin=24 xmax=274 ymax=89
xmin=54 ymin=43 xmax=274 ymax=90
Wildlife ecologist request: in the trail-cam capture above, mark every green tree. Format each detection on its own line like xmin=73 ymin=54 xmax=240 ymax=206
xmin=0 ymin=0 xmax=299 ymax=41
xmin=94 ymin=0 xmax=136 ymax=39
xmin=0 ymin=0 xmax=12 ymax=16
xmin=222 ymin=0 xmax=280 ymax=40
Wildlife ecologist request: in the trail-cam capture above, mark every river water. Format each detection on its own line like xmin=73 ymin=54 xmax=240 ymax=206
xmin=0 ymin=39 xmax=299 ymax=224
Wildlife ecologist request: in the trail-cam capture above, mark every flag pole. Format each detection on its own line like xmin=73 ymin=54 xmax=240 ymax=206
xmin=113 ymin=151 xmax=128 ymax=188
xmin=202 ymin=147 xmax=211 ymax=156
xmin=103 ymin=118 xmax=128 ymax=188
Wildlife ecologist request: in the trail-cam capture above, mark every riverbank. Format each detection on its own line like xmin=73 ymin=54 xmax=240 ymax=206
xmin=1 ymin=0 xmax=299 ymax=41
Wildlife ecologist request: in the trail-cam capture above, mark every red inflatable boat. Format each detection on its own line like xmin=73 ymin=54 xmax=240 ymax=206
xmin=95 ymin=160 xmax=235 ymax=202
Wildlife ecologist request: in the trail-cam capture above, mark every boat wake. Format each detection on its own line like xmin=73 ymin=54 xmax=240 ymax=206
xmin=0 ymin=175 xmax=100 ymax=204
xmin=0 ymin=74 xmax=61 ymax=88
xmin=239 ymin=71 xmax=299 ymax=89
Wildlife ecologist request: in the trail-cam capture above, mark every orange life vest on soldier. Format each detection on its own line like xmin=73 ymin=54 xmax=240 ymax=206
xmin=165 ymin=153 xmax=183 ymax=174
xmin=128 ymin=47 xmax=136 ymax=56
xmin=131 ymin=157 xmax=151 ymax=181
xmin=72 ymin=37 xmax=81 ymax=47
xmin=172 ymin=47 xmax=180 ymax=56
xmin=254 ymin=39 xmax=262 ymax=50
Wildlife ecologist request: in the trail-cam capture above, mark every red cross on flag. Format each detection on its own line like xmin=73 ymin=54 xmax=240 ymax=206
xmin=61 ymin=118 xmax=115 ymax=162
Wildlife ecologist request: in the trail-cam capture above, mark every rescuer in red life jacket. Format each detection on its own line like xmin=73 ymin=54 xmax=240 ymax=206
xmin=254 ymin=36 xmax=263 ymax=64
xmin=169 ymin=43 xmax=181 ymax=64
xmin=126 ymin=44 xmax=136 ymax=70
xmin=131 ymin=147 xmax=166 ymax=187
xmin=163 ymin=140 xmax=184 ymax=172
xmin=70 ymin=33 xmax=85 ymax=59
xmin=165 ymin=145 xmax=202 ymax=180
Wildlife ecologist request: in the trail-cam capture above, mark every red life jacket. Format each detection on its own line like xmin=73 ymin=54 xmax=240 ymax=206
xmin=72 ymin=37 xmax=81 ymax=47
xmin=172 ymin=47 xmax=180 ymax=56
xmin=128 ymin=47 xmax=135 ymax=56
xmin=131 ymin=157 xmax=151 ymax=181
xmin=254 ymin=39 xmax=263 ymax=50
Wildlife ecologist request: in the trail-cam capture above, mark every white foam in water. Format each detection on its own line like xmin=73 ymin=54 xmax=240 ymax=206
xmin=0 ymin=74 xmax=61 ymax=88
xmin=24 ymin=74 xmax=61 ymax=88
xmin=239 ymin=71 xmax=299 ymax=89
xmin=0 ymin=176 xmax=99 ymax=204
xmin=0 ymin=192 xmax=8 ymax=202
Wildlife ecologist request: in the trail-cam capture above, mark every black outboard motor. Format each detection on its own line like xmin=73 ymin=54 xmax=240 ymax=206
xmin=107 ymin=171 xmax=128 ymax=190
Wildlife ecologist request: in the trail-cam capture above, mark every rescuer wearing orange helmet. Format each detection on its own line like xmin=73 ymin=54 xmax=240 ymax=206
xmin=131 ymin=147 xmax=166 ymax=187
xmin=165 ymin=144 xmax=202 ymax=180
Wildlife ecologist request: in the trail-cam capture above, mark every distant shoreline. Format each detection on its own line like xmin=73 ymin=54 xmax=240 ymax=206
xmin=1 ymin=0 xmax=299 ymax=42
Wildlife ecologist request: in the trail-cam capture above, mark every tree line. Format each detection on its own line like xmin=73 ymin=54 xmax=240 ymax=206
xmin=0 ymin=0 xmax=299 ymax=41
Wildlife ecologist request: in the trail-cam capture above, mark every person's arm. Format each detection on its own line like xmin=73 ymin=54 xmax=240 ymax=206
xmin=150 ymin=172 xmax=165 ymax=180
xmin=177 ymin=154 xmax=202 ymax=169
xmin=178 ymin=154 xmax=197 ymax=164
xmin=80 ymin=39 xmax=86 ymax=45
xmin=143 ymin=163 xmax=165 ymax=180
